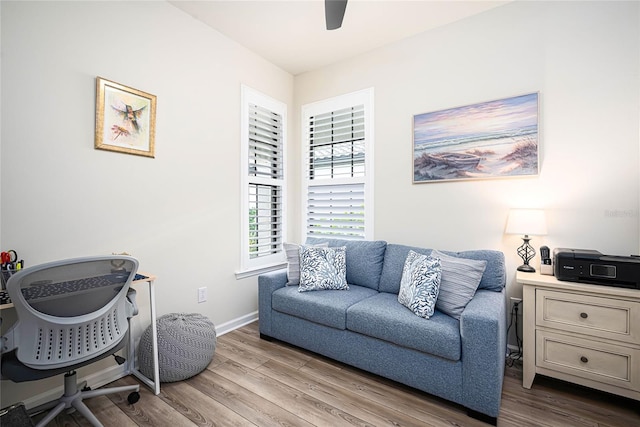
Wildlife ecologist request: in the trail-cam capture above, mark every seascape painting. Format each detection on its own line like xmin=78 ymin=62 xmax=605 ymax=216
xmin=413 ymin=93 xmax=539 ymax=183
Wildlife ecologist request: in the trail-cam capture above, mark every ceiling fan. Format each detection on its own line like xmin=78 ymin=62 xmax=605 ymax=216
xmin=325 ymin=0 xmax=348 ymax=30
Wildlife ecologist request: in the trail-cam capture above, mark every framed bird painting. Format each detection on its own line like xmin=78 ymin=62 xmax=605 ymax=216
xmin=95 ymin=77 xmax=156 ymax=158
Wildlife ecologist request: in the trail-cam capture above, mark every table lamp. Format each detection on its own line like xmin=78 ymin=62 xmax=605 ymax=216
xmin=505 ymin=209 xmax=547 ymax=272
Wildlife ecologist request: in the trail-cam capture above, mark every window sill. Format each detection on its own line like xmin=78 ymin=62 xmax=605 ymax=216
xmin=235 ymin=262 xmax=287 ymax=280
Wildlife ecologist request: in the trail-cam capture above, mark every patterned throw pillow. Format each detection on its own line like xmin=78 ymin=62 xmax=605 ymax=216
xmin=299 ymin=246 xmax=348 ymax=292
xmin=397 ymin=250 xmax=442 ymax=319
xmin=283 ymin=242 xmax=328 ymax=285
xmin=432 ymin=249 xmax=487 ymax=320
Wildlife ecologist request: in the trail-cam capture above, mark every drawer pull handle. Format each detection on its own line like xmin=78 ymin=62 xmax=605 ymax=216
xmin=580 ymin=312 xmax=588 ymax=319
xmin=580 ymin=356 xmax=588 ymax=363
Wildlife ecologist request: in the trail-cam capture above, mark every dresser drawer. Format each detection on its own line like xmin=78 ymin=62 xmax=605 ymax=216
xmin=536 ymin=289 xmax=640 ymax=344
xmin=536 ymin=330 xmax=639 ymax=391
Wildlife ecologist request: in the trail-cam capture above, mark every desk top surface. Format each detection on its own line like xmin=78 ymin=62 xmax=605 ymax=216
xmin=516 ymin=271 xmax=640 ymax=299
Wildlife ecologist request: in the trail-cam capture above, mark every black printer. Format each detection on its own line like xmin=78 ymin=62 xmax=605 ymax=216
xmin=553 ymin=248 xmax=640 ymax=289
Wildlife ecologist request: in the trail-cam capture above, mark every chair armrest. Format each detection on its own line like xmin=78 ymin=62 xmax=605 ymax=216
xmin=460 ymin=288 xmax=507 ymax=417
xmin=258 ymin=270 xmax=288 ymax=337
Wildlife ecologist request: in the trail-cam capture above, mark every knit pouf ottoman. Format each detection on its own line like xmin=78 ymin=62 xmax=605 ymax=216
xmin=138 ymin=313 xmax=217 ymax=382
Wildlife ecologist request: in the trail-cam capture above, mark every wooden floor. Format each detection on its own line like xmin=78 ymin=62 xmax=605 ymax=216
xmin=37 ymin=321 xmax=638 ymax=427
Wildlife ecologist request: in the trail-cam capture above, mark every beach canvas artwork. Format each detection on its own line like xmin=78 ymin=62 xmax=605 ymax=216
xmin=413 ymin=93 xmax=539 ymax=183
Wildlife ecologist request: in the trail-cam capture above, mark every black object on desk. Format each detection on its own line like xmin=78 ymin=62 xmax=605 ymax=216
xmin=540 ymin=246 xmax=551 ymax=265
xmin=0 ymin=290 xmax=10 ymax=305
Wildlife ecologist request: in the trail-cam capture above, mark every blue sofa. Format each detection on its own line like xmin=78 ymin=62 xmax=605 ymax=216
xmin=258 ymin=238 xmax=507 ymax=424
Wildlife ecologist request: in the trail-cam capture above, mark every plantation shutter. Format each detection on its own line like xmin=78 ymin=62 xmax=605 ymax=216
xmin=248 ymin=103 xmax=283 ymax=259
xmin=249 ymin=103 xmax=284 ymax=180
xmin=303 ymin=89 xmax=373 ymax=241
xmin=306 ymin=183 xmax=365 ymax=238
xmin=308 ymin=106 xmax=365 ymax=180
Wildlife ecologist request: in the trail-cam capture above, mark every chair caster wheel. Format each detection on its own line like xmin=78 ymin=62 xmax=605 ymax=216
xmin=127 ymin=391 xmax=140 ymax=404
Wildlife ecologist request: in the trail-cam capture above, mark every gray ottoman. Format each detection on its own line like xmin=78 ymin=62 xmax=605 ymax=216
xmin=138 ymin=313 xmax=217 ymax=382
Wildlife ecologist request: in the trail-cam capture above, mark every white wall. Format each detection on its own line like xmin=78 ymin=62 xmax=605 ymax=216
xmin=0 ymin=0 xmax=293 ymax=407
xmin=294 ymin=0 xmax=640 ymax=297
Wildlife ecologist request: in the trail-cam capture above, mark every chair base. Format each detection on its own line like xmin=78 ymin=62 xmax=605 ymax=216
xmin=29 ymin=370 xmax=140 ymax=427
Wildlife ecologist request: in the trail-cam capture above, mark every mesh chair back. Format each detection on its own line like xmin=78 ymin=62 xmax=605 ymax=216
xmin=5 ymin=256 xmax=139 ymax=370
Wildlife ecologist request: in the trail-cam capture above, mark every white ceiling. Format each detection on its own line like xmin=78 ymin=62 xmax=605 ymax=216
xmin=169 ymin=0 xmax=510 ymax=75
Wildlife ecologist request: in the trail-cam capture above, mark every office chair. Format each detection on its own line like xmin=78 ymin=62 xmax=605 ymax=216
xmin=1 ymin=256 xmax=142 ymax=427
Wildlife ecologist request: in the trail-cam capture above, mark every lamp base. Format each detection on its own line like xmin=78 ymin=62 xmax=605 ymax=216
xmin=517 ymin=264 xmax=536 ymax=273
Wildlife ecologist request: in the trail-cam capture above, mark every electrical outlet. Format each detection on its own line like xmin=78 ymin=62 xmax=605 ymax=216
xmin=198 ymin=287 xmax=207 ymax=303
xmin=510 ymin=297 xmax=522 ymax=311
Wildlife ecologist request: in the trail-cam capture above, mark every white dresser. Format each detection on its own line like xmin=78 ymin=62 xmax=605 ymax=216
xmin=518 ymin=271 xmax=640 ymax=401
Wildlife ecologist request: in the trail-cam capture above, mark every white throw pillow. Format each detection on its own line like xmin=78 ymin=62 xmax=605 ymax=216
xmin=298 ymin=246 xmax=348 ymax=292
xmin=283 ymin=242 xmax=328 ymax=285
xmin=398 ymin=250 xmax=442 ymax=319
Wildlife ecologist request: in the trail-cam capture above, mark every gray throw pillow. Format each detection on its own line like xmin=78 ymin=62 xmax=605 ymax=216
xmin=432 ymin=249 xmax=487 ymax=320
xmin=397 ymin=251 xmax=442 ymax=319
xmin=299 ymin=246 xmax=348 ymax=292
xmin=283 ymin=242 xmax=328 ymax=285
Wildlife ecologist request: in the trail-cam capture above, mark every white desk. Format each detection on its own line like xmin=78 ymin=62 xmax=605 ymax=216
xmin=517 ymin=271 xmax=640 ymax=402
xmin=128 ymin=273 xmax=160 ymax=395
xmin=0 ymin=272 xmax=160 ymax=396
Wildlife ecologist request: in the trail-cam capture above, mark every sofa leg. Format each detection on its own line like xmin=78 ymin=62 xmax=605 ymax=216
xmin=467 ymin=409 xmax=497 ymax=426
xmin=260 ymin=333 xmax=274 ymax=341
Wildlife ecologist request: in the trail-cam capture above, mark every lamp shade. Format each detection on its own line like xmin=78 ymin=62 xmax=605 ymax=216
xmin=505 ymin=209 xmax=547 ymax=236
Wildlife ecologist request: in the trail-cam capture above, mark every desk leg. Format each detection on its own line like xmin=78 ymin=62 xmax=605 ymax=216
xmin=149 ymin=280 xmax=160 ymax=395
xmin=522 ymin=284 xmax=536 ymax=389
xmin=128 ymin=317 xmax=135 ymax=375
xmin=130 ymin=279 xmax=160 ymax=395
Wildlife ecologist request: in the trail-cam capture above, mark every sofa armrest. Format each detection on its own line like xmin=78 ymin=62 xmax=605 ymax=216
xmin=258 ymin=270 xmax=288 ymax=337
xmin=460 ymin=288 xmax=507 ymax=417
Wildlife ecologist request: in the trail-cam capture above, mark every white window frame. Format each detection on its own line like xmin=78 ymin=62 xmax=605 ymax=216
xmin=301 ymin=88 xmax=374 ymax=241
xmin=238 ymin=85 xmax=287 ymax=278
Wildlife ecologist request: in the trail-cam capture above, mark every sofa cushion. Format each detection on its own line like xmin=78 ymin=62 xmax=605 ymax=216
xmin=397 ymin=251 xmax=441 ymax=319
xmin=283 ymin=242 xmax=328 ymax=286
xmin=299 ymin=246 xmax=348 ymax=292
xmin=305 ymin=237 xmax=387 ymax=290
xmin=379 ymin=244 xmax=505 ymax=294
xmin=431 ymin=250 xmax=486 ymax=320
xmin=347 ymin=292 xmax=461 ymax=361
xmin=453 ymin=249 xmax=506 ymax=292
xmin=379 ymin=244 xmax=433 ymax=294
xmin=272 ymin=284 xmax=378 ymax=330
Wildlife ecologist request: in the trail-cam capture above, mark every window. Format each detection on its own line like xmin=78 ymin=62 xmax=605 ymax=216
xmin=302 ymin=88 xmax=374 ymax=240
xmin=239 ymin=86 xmax=287 ymax=275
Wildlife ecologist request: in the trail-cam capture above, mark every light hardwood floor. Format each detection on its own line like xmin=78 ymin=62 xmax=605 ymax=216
xmin=37 ymin=321 xmax=638 ymax=427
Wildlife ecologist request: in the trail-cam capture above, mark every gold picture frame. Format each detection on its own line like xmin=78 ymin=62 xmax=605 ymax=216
xmin=95 ymin=77 xmax=156 ymax=158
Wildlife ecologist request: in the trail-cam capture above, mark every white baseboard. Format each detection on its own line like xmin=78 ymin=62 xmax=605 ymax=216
xmin=21 ymin=311 xmax=258 ymax=410
xmin=216 ymin=311 xmax=258 ymax=336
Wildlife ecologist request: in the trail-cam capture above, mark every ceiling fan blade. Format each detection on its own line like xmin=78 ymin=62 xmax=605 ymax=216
xmin=325 ymin=0 xmax=348 ymax=30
